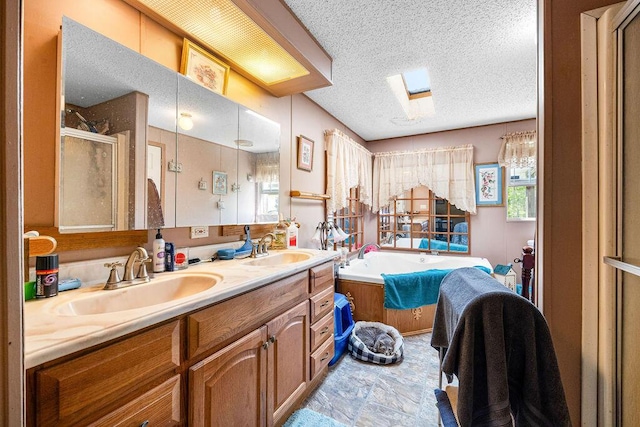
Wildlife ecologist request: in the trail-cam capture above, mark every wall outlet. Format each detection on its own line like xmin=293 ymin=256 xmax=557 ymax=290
xmin=190 ymin=226 xmax=209 ymax=239
xmin=420 ymin=204 xmax=427 ymax=210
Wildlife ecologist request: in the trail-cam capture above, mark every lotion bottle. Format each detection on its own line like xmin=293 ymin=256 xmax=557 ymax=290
xmin=286 ymin=221 xmax=298 ymax=249
xmin=153 ymin=229 xmax=166 ymax=273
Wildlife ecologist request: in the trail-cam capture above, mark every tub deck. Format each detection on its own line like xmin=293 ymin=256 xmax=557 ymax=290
xmin=336 ymin=252 xmax=493 ymax=335
xmin=337 ymin=278 xmax=436 ymax=335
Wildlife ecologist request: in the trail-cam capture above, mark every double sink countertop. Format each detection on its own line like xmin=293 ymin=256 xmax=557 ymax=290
xmin=24 ymin=249 xmax=338 ymax=369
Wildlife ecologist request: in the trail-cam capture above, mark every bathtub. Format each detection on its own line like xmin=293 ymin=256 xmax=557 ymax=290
xmin=337 ymin=252 xmax=493 ymax=335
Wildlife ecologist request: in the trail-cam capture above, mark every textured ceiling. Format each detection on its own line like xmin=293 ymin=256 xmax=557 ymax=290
xmin=283 ymin=0 xmax=537 ymax=141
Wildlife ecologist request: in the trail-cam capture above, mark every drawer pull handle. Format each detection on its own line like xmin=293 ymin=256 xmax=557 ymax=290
xmin=320 ymin=352 xmax=330 ymax=362
xmin=262 ymin=341 xmax=269 ymax=350
xmin=320 ymin=326 xmax=329 ymax=335
xmin=269 ymin=335 xmax=276 ymax=343
xmin=140 ymin=421 xmax=149 ymax=427
xmin=320 ymin=300 xmax=330 ymax=308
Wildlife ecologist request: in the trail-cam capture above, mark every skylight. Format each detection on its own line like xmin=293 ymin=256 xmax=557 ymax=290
xmin=387 ymin=68 xmax=435 ymax=121
xmin=402 ymin=69 xmax=431 ymax=99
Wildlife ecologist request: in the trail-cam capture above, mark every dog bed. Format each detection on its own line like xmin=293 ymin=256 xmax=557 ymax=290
xmin=348 ymin=321 xmax=404 ymax=365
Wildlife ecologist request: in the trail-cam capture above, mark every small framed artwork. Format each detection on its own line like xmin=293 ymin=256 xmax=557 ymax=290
xmin=297 ymin=135 xmax=314 ymax=172
xmin=213 ymin=171 xmax=227 ymax=195
xmin=180 ymin=38 xmax=230 ymax=95
xmin=475 ymin=162 xmax=505 ymax=207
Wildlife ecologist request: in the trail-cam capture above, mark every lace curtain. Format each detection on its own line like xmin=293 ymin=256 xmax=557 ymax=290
xmin=498 ymin=131 xmax=536 ymax=168
xmin=325 ymin=129 xmax=373 ymax=212
xmin=255 ymin=152 xmax=279 ymax=183
xmin=372 ymin=144 xmax=476 ymax=214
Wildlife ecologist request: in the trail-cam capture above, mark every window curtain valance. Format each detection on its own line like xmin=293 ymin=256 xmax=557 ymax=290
xmin=325 ymin=129 xmax=373 ymax=212
xmin=255 ymin=152 xmax=280 ymax=183
xmin=498 ymin=131 xmax=537 ymax=168
xmin=372 ymin=144 xmax=476 ymax=214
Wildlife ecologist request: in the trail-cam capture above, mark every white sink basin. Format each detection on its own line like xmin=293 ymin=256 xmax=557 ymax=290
xmin=243 ymin=251 xmax=312 ymax=267
xmin=55 ymin=272 xmax=221 ymax=315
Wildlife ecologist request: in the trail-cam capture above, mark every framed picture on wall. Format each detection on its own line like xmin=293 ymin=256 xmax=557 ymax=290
xmin=213 ymin=171 xmax=227 ymax=195
xmin=180 ymin=38 xmax=230 ymax=95
xmin=475 ymin=162 xmax=505 ymax=207
xmin=297 ymin=135 xmax=314 ymax=172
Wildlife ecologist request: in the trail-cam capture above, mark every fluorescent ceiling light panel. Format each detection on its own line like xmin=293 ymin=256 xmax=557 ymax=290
xmin=387 ymin=74 xmax=435 ymax=120
xmin=136 ymin=0 xmax=310 ymax=85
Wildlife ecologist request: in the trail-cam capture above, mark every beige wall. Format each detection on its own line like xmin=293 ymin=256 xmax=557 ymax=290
xmin=368 ymin=119 xmax=537 ymax=274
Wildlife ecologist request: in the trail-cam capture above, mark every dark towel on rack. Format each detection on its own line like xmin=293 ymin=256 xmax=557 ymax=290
xmin=431 ymin=267 xmax=571 ymax=427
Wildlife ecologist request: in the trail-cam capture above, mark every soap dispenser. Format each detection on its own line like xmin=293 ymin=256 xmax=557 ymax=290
xmin=153 ymin=229 xmax=165 ymax=273
xmin=286 ymin=220 xmax=299 ymax=249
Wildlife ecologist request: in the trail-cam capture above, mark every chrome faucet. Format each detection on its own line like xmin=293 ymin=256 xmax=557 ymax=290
xmin=104 ymin=247 xmax=151 ymax=290
xmin=252 ymin=233 xmax=277 ymax=258
xmin=357 ymin=243 xmax=381 ymax=259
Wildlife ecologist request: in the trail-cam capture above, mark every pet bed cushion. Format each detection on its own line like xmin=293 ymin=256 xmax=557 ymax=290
xmin=348 ymin=321 xmax=404 ymax=365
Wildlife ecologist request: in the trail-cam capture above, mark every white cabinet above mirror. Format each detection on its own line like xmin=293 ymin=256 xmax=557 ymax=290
xmin=59 ymin=16 xmax=280 ymax=233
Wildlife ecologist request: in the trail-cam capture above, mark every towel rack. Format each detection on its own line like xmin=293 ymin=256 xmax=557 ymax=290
xmin=290 ymin=190 xmax=330 ymax=200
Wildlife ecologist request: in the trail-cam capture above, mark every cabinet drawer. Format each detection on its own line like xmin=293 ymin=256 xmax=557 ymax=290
xmin=310 ymin=261 xmax=334 ymax=295
xmin=188 ymin=271 xmax=308 ymax=359
xmin=310 ymin=336 xmax=334 ymax=380
xmin=310 ymin=311 xmax=334 ymax=351
xmin=36 ymin=320 xmax=181 ymax=426
xmin=89 ymin=375 xmax=181 ymax=426
xmin=310 ymin=286 xmax=333 ymax=324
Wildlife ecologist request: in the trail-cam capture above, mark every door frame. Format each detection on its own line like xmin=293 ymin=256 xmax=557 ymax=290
xmin=1 ymin=0 xmax=25 ymax=424
xmin=581 ymin=2 xmax=629 ymax=426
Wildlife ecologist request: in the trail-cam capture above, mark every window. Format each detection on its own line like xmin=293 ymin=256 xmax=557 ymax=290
xmin=332 ymin=187 xmax=364 ymax=252
xmin=256 ymin=181 xmax=279 ymax=222
xmin=377 ymin=186 xmax=470 ymax=254
xmin=507 ymin=166 xmax=536 ymax=220
xmin=402 ymin=68 xmax=432 ymax=99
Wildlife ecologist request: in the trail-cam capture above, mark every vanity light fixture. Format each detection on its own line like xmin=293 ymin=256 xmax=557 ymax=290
xmin=123 ymin=0 xmax=333 ymax=96
xmin=235 ymin=139 xmax=254 ymax=147
xmin=178 ymin=112 xmax=194 ymax=130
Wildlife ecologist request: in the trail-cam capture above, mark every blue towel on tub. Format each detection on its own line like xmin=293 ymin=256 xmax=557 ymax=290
xmin=382 ymin=266 xmax=491 ymax=309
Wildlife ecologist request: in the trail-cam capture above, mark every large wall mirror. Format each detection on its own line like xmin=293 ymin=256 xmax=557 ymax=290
xmin=59 ymin=17 xmax=280 ymax=233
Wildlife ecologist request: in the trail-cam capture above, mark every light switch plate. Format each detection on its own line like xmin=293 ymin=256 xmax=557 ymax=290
xmin=190 ymin=226 xmax=209 ymax=239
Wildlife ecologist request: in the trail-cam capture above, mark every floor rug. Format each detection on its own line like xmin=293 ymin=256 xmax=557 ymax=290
xmin=283 ymin=408 xmax=347 ymax=427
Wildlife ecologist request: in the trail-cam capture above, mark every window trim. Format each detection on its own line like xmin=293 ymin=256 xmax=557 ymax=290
xmin=377 ymin=186 xmax=471 ymax=254
xmin=331 ymin=187 xmax=364 ymax=253
xmin=506 ymin=165 xmax=537 ymax=221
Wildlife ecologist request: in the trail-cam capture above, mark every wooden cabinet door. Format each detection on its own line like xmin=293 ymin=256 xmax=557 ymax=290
xmin=266 ymin=300 xmax=309 ymax=426
xmin=189 ymin=327 xmax=268 ymax=427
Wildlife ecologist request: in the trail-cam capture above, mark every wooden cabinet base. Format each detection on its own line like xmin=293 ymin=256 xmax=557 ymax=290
xmin=338 ymin=279 xmax=436 ymax=334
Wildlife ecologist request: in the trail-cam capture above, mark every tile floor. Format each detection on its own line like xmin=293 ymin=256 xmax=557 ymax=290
xmin=300 ymin=332 xmax=445 ymax=426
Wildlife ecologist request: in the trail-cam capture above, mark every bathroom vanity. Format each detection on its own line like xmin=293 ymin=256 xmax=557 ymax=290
xmin=24 ymin=250 xmax=336 ymax=426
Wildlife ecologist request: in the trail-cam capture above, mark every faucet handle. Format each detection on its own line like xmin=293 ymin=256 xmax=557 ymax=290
xmin=104 ymin=262 xmax=123 ymax=285
xmin=137 ymin=258 xmax=152 ymax=281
